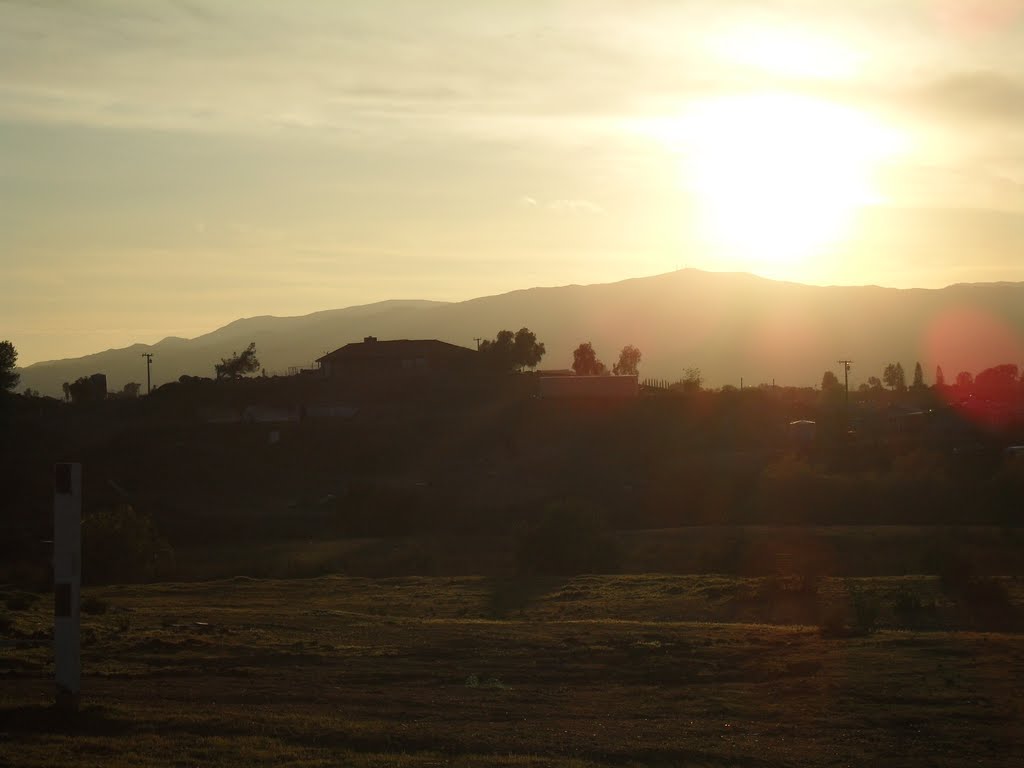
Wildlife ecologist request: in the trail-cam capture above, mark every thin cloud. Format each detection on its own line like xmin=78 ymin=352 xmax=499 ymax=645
xmin=547 ymin=199 xmax=604 ymax=214
xmin=913 ymin=71 xmax=1024 ymax=121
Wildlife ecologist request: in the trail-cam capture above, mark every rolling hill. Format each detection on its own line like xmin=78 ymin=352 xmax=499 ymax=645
xmin=16 ymin=270 xmax=1024 ymax=396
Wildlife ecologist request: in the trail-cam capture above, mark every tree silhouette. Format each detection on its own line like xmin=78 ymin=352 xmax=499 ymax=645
xmin=883 ymin=363 xmax=906 ymax=391
xmin=215 ymin=342 xmax=260 ymax=380
xmin=975 ymin=364 xmax=1018 ymax=400
xmin=61 ymin=381 xmax=71 ymax=402
xmin=0 ymin=340 xmax=19 ymax=392
xmin=512 ymin=327 xmax=546 ymax=370
xmin=479 ymin=328 xmax=546 ymax=372
xmin=821 ymin=370 xmax=841 ymax=392
xmin=572 ymin=342 xmax=605 ymax=375
xmin=866 ymin=376 xmax=883 ymax=391
xmin=935 ymin=366 xmax=945 ymax=388
xmin=681 ymin=367 xmax=703 ymax=393
xmin=612 ymin=345 xmax=642 ymax=376
xmin=68 ymin=376 xmax=101 ymax=404
xmin=478 ymin=330 xmax=515 ymax=371
xmin=956 ymin=371 xmax=973 ymax=389
xmin=912 ymin=362 xmax=924 ymax=389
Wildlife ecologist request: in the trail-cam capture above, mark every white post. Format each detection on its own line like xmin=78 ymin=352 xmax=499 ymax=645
xmin=54 ymin=462 xmax=81 ymax=711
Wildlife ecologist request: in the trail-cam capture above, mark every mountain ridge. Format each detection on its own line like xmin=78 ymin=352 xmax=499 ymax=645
xmin=16 ymin=270 xmax=1024 ymax=396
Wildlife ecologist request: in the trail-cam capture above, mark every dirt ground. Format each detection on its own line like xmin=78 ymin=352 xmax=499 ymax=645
xmin=2 ymin=575 xmax=1023 ymax=767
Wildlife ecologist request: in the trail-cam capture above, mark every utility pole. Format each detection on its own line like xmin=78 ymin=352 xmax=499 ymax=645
xmin=837 ymin=359 xmax=852 ymax=424
xmin=54 ymin=462 xmax=81 ymax=712
xmin=141 ymin=353 xmax=153 ymax=395
xmin=474 ymin=338 xmax=482 ymax=351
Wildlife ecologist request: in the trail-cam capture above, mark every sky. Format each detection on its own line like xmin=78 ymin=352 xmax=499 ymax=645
xmin=3 ymin=0 xmax=1024 ymax=365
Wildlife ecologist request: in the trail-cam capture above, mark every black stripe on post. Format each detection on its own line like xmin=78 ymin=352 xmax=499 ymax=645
xmin=55 ymin=583 xmax=72 ymax=617
xmin=55 ymin=464 xmax=72 ymax=495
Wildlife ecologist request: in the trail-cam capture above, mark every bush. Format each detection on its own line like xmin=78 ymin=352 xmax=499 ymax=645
xmin=82 ymin=504 xmax=175 ymax=584
xmin=851 ymin=590 xmax=880 ymax=634
xmin=962 ymin=577 xmax=1016 ymax=630
xmin=819 ymin=589 xmax=880 ymax=637
xmin=3 ymin=591 xmax=38 ymax=611
xmin=924 ymin=548 xmax=975 ymax=594
xmin=818 ymin=607 xmax=850 ymax=638
xmin=516 ymin=501 xmax=620 ymax=575
xmin=81 ymin=595 xmax=109 ymax=615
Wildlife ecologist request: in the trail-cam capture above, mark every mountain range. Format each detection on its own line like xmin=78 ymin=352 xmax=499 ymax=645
xmin=17 ymin=270 xmax=1024 ymax=396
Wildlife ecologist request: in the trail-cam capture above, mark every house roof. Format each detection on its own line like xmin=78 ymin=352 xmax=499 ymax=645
xmin=315 ymin=338 xmax=476 ymax=363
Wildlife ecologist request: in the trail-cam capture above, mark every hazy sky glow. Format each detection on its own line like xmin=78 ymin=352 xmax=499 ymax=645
xmin=3 ymin=0 xmax=1024 ymax=364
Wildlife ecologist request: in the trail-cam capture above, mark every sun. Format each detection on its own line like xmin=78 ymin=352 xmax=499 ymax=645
xmin=651 ymin=92 xmax=904 ymax=277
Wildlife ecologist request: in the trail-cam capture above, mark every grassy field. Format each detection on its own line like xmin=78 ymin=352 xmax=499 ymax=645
xmin=137 ymin=525 xmax=1024 ymax=583
xmin=3 ymin=574 xmax=1023 ymax=766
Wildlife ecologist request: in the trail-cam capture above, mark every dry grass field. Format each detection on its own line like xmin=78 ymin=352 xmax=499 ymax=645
xmin=3 ymin=574 xmax=1023 ymax=767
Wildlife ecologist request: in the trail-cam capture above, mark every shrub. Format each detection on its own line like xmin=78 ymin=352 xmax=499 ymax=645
xmin=962 ymin=577 xmax=1016 ymax=630
xmin=81 ymin=595 xmax=109 ymax=615
xmin=818 ymin=607 xmax=849 ymax=638
xmin=851 ymin=590 xmax=880 ymax=635
xmin=819 ymin=589 xmax=880 ymax=637
xmin=516 ymin=500 xmax=620 ymax=575
xmin=893 ymin=590 xmax=922 ymax=615
xmin=3 ymin=591 xmax=38 ymax=611
xmin=924 ymin=548 xmax=975 ymax=594
xmin=82 ymin=504 xmax=175 ymax=584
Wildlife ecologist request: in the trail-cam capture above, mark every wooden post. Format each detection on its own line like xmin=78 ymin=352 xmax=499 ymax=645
xmin=54 ymin=462 xmax=81 ymax=712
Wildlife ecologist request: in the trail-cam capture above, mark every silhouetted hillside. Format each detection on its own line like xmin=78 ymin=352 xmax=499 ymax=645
xmin=17 ymin=271 xmax=1024 ymax=395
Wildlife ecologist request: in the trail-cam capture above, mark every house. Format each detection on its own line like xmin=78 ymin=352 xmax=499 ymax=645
xmin=315 ymin=337 xmax=477 ymax=379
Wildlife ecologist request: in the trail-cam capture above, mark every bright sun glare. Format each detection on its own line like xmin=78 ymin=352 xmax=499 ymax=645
xmin=674 ymin=92 xmax=904 ymax=274
xmin=637 ymin=21 xmax=907 ymax=278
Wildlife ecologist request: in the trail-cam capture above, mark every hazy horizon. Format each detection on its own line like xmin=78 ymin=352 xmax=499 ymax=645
xmin=15 ymin=267 xmax=1024 ymax=369
xmin=5 ymin=2 xmax=1024 ymax=366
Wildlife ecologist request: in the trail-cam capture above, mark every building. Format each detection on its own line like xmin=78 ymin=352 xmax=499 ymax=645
xmin=315 ymin=337 xmax=477 ymax=379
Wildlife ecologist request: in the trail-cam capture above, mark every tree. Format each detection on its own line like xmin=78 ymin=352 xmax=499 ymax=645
xmin=122 ymin=382 xmax=142 ymax=398
xmin=883 ymin=362 xmax=906 ymax=391
xmin=882 ymin=364 xmax=896 ymax=390
xmin=479 ymin=330 xmax=515 ymax=371
xmin=68 ymin=375 xmax=106 ymax=404
xmin=0 ymin=340 xmax=19 ymax=392
xmin=478 ymin=328 xmax=546 ymax=372
xmin=912 ymin=361 xmax=924 ymax=389
xmin=215 ymin=342 xmax=260 ymax=380
xmin=681 ymin=367 xmax=702 ymax=393
xmin=612 ymin=345 xmax=642 ymax=376
xmin=821 ymin=370 xmax=841 ymax=392
xmin=956 ymin=371 xmax=973 ymax=389
xmin=935 ymin=366 xmax=946 ymax=388
xmin=572 ymin=342 xmax=605 ymax=375
xmin=62 ymin=382 xmax=71 ymax=403
xmin=975 ymin=363 xmax=1019 ymax=400
xmin=866 ymin=376 xmax=883 ymax=391
xmin=512 ymin=327 xmax=546 ymax=370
